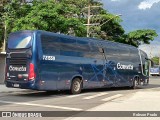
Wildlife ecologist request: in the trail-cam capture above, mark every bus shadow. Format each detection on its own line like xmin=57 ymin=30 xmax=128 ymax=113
xmin=11 ymin=83 xmax=160 ymax=98
xmin=12 ymin=90 xmax=68 ymax=97
xmin=82 ymin=87 xmax=139 ymax=93
xmin=12 ymin=87 xmax=131 ymax=97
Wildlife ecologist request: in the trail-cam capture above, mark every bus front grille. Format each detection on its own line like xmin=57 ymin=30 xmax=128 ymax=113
xmin=9 ymin=58 xmax=27 ymax=65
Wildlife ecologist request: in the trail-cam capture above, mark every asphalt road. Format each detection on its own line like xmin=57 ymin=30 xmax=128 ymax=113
xmin=0 ymin=76 xmax=160 ymax=119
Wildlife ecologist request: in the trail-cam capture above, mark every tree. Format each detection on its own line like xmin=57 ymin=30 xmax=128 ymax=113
xmin=5 ymin=0 xmax=124 ymax=38
xmin=100 ymin=14 xmax=125 ymax=41
xmin=0 ymin=0 xmax=9 ymax=48
xmin=9 ymin=0 xmax=86 ymax=36
xmin=151 ymin=57 xmax=159 ymax=65
xmin=122 ymin=29 xmax=158 ymax=47
xmin=0 ymin=0 xmax=158 ymax=49
xmin=77 ymin=0 xmax=124 ymax=40
xmin=0 ymin=0 xmax=124 ymax=46
xmin=0 ymin=0 xmax=33 ymax=49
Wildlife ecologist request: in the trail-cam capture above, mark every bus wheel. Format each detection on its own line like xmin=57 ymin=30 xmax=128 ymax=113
xmin=147 ymin=79 xmax=149 ymax=84
xmin=132 ymin=78 xmax=138 ymax=89
xmin=71 ymin=78 xmax=82 ymax=94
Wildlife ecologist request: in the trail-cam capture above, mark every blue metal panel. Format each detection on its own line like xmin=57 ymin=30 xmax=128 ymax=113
xmin=5 ymin=30 xmax=149 ymax=91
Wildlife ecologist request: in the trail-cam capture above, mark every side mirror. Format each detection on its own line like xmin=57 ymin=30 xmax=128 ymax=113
xmin=138 ymin=64 xmax=142 ymax=73
xmin=139 ymin=64 xmax=142 ymax=70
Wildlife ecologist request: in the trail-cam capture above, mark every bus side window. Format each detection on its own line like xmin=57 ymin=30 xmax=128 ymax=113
xmin=105 ymin=43 xmax=118 ymax=61
xmin=41 ymin=35 xmax=60 ymax=55
xmin=76 ymin=40 xmax=91 ymax=57
xmin=129 ymin=48 xmax=139 ymax=64
xmin=89 ymin=41 xmax=99 ymax=53
xmin=60 ymin=38 xmax=77 ymax=57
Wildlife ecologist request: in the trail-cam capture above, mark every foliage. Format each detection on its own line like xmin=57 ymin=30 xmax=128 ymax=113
xmin=0 ymin=0 xmax=158 ymax=48
xmin=124 ymin=29 xmax=158 ymax=47
xmin=0 ymin=0 xmax=9 ymax=48
xmin=0 ymin=0 xmax=33 ymax=48
xmin=10 ymin=0 xmax=86 ymax=36
xmin=151 ymin=57 xmax=160 ymax=65
xmin=100 ymin=14 xmax=125 ymax=41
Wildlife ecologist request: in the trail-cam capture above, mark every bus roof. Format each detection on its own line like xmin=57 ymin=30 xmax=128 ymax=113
xmin=10 ymin=30 xmax=137 ymax=50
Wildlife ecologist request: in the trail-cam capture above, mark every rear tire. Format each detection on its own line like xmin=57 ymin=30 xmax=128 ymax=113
xmin=71 ymin=78 xmax=82 ymax=94
xmin=132 ymin=78 xmax=139 ymax=89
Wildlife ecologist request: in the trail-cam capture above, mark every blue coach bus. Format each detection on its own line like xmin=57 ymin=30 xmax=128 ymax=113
xmin=5 ymin=30 xmax=149 ymax=94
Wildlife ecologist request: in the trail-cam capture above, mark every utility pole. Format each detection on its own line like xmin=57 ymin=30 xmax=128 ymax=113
xmin=83 ymin=0 xmax=101 ymax=37
xmin=99 ymin=14 xmax=122 ymax=27
xmin=87 ymin=1 xmax=90 ymax=37
xmin=84 ymin=0 xmax=121 ymax=37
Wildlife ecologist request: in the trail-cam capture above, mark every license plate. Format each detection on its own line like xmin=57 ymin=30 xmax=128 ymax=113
xmin=13 ymin=84 xmax=19 ymax=88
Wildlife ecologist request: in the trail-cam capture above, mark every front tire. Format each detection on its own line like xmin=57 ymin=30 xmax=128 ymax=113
xmin=132 ymin=78 xmax=139 ymax=89
xmin=71 ymin=78 xmax=82 ymax=94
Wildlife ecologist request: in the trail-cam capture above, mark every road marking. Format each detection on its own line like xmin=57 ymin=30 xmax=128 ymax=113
xmin=0 ymin=100 xmax=83 ymax=111
xmin=67 ymin=94 xmax=85 ymax=98
xmin=83 ymin=92 xmax=108 ymax=100
xmin=101 ymin=94 xmax=123 ymax=101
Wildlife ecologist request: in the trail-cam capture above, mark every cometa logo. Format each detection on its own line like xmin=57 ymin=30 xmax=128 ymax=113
xmin=9 ymin=66 xmax=26 ymax=72
xmin=117 ymin=63 xmax=133 ymax=70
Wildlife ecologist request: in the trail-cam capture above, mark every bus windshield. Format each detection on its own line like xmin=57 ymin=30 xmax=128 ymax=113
xmin=8 ymin=32 xmax=33 ymax=49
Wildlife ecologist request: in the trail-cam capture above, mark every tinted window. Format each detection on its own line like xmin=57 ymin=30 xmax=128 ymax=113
xmin=41 ymin=35 xmax=103 ymax=58
xmin=8 ymin=32 xmax=32 ymax=49
xmin=105 ymin=43 xmax=118 ymax=61
xmin=75 ymin=40 xmax=90 ymax=57
xmin=41 ymin=35 xmax=61 ymax=55
xmin=88 ymin=41 xmax=103 ymax=59
xmin=76 ymin=40 xmax=90 ymax=52
xmin=41 ymin=35 xmax=78 ymax=56
xmin=60 ymin=37 xmax=78 ymax=56
xmin=89 ymin=41 xmax=99 ymax=52
xmin=86 ymin=52 xmax=103 ymax=59
xmin=129 ymin=48 xmax=140 ymax=63
xmin=117 ymin=45 xmax=130 ymax=62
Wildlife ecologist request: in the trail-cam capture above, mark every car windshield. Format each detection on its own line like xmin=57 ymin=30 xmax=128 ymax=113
xmin=8 ymin=32 xmax=33 ymax=49
xmin=153 ymin=65 xmax=160 ymax=68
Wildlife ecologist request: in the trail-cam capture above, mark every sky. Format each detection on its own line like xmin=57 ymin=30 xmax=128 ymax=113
xmin=101 ymin=0 xmax=160 ymax=58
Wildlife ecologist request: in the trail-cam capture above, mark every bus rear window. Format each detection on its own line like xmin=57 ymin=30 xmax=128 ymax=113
xmin=8 ymin=32 xmax=32 ymax=49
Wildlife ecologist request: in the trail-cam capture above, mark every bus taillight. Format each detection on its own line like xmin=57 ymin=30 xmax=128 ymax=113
xmin=29 ymin=63 xmax=36 ymax=80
